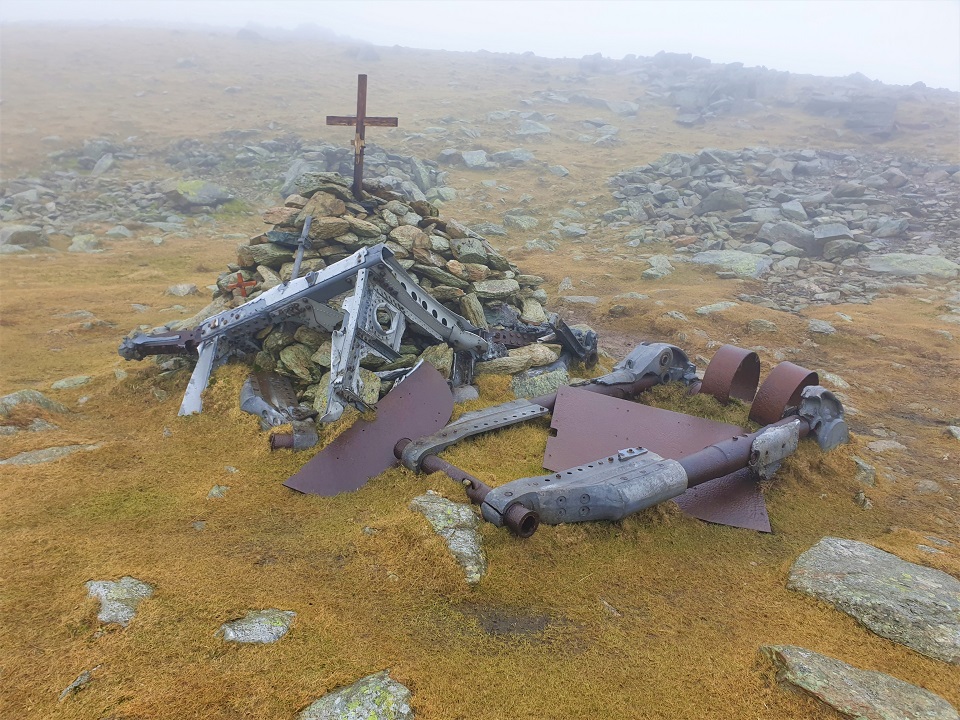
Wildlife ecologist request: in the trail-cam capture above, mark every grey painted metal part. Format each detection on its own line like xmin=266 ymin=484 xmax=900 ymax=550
xmin=593 ymin=342 xmax=697 ymax=387
xmin=481 ymin=447 xmax=689 ymax=527
xmin=121 ymin=243 xmax=488 ymax=420
xmin=748 ymin=420 xmax=801 ymax=480
xmin=798 ymin=386 xmax=849 ymax=451
xmin=401 ymin=399 xmax=550 ymax=471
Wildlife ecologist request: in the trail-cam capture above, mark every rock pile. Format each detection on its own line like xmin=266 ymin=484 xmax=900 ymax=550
xmin=179 ymin=171 xmax=554 ymax=408
xmin=605 ymin=147 xmax=960 ymax=311
xmin=0 ymin=134 xmax=454 ymax=253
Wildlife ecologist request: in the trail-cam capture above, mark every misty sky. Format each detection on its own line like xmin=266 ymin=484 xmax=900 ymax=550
xmin=2 ymin=0 xmax=959 ymax=91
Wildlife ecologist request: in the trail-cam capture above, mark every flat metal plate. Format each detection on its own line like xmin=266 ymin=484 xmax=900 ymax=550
xmin=283 ymin=363 xmax=454 ymax=496
xmin=545 ymin=386 xmax=770 ymax=531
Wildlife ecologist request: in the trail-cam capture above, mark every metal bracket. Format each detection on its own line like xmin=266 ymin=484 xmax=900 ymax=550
xmin=592 ymin=342 xmax=697 ymax=387
xmin=401 ymin=399 xmax=550 ymax=471
xmin=480 ymin=447 xmax=689 ymax=526
xmin=798 ymin=386 xmax=849 ymax=451
xmin=748 ymin=420 xmax=800 ymax=480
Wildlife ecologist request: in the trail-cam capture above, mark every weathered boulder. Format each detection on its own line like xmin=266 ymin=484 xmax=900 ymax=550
xmin=217 ymin=609 xmax=296 ymax=644
xmin=788 ymin=537 xmax=960 ymax=664
xmin=0 ymin=389 xmax=69 ymax=416
xmin=160 ymin=179 xmax=233 ymax=209
xmin=693 ymin=188 xmax=747 ymax=215
xmin=410 ymin=491 xmax=487 ymax=585
xmin=866 ymin=254 xmax=959 ymax=279
xmin=86 ymin=576 xmax=155 ymax=627
xmin=298 ymin=671 xmax=413 ymax=720
xmin=0 ymin=224 xmax=45 ymax=247
xmin=762 ymin=645 xmax=959 ymax=720
xmin=691 ymin=250 xmax=772 ymax=279
xmin=1 ymin=444 xmax=98 ymax=465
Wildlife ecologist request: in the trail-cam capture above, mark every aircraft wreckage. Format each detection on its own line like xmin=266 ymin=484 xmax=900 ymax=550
xmin=120 ymin=235 xmax=848 ymax=537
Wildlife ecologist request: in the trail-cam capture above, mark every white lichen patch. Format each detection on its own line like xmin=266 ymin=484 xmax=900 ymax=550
xmin=410 ymin=491 xmax=487 ymax=585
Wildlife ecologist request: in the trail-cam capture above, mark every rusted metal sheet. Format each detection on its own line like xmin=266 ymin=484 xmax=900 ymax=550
xmin=544 ymin=386 xmax=743 ymax=472
xmin=749 ymin=361 xmax=819 ymax=426
xmin=673 ymin=469 xmax=770 ymax=532
xmin=700 ymin=344 xmax=760 ymax=403
xmin=545 ymin=386 xmax=770 ymax=531
xmin=283 ymin=363 xmax=453 ymax=496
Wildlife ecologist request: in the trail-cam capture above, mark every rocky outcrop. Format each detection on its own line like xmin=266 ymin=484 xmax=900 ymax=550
xmin=787 ymin=537 xmax=960 ymax=664
xmin=410 ymin=491 xmax=487 ymax=585
xmin=762 ymin=645 xmax=959 ymax=720
xmin=606 ymin=147 xmax=959 ymax=312
xmin=216 ymin=609 xmax=296 ymax=644
xmin=86 ymin=576 xmax=155 ymax=627
xmin=298 ymin=671 xmax=413 ymax=720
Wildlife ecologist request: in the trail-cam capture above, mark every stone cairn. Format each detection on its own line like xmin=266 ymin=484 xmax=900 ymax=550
xmin=206 ymin=171 xmax=555 ymax=409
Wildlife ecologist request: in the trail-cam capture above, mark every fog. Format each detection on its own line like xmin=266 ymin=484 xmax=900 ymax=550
xmin=1 ymin=0 xmax=959 ymax=91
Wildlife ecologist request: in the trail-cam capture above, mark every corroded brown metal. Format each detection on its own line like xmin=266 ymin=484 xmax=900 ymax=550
xmin=283 ymin=363 xmax=452 ymax=496
xmin=326 ymin=74 xmax=399 ymax=199
xmin=673 ymin=469 xmax=770 ymax=532
xmin=677 ymin=416 xmax=811 ymax=488
xmin=748 ymin=362 xmax=819 ymax=426
xmin=544 ymin=386 xmax=743 ymax=473
xmin=700 ymin=344 xmax=760 ymax=403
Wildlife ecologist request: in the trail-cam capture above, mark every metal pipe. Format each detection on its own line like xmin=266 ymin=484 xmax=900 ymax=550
xmin=393 ymin=438 xmax=540 ymax=537
xmin=678 ymin=417 xmax=811 ymax=487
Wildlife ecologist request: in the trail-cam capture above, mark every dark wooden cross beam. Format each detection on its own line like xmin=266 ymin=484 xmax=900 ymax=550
xmin=326 ymin=74 xmax=398 ymax=200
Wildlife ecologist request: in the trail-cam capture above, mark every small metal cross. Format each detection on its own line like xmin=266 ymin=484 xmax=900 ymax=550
xmin=227 ymin=273 xmax=256 ymax=298
xmin=326 ymin=74 xmax=398 ymax=199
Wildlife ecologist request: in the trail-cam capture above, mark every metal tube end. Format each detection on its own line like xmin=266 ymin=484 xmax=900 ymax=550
xmin=504 ymin=503 xmax=539 ymax=538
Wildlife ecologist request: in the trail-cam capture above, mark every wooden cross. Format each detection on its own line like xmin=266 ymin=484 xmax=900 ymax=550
xmin=326 ymin=74 xmax=398 ymax=199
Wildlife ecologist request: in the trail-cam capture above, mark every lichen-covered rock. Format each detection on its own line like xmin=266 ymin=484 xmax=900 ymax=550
xmin=0 ymin=389 xmax=69 ymax=416
xmin=308 ymin=217 xmax=351 ymax=241
xmin=237 ymin=243 xmax=295 ymax=269
xmin=866 ymin=254 xmax=959 ymax=279
xmin=297 ymin=192 xmax=347 ymax=222
xmin=1 ymin=445 xmax=99 ymax=465
xmin=86 ymin=576 xmax=154 ymax=627
xmin=410 ymin=491 xmax=487 ymax=585
xmin=58 ymin=667 xmax=98 ymax=702
xmin=298 ymin=671 xmax=413 ymax=720
xmin=508 ymin=343 xmax=559 ymax=368
xmin=788 ymin=537 xmax=960 ymax=664
xmin=520 ymin=297 xmax=547 ymax=324
xmin=417 ymin=343 xmax=454 ymax=379
xmin=473 ymin=279 xmax=520 ymax=300
xmin=279 ymin=343 xmax=321 ymax=383
xmin=459 ymin=293 xmax=488 ymax=329
xmin=451 ymin=237 xmax=488 ymax=264
xmin=217 ymin=609 xmax=296 ymax=644
xmin=691 ymin=250 xmax=773 ymax=278
xmin=388 ymin=225 xmax=427 ymax=250
xmin=160 ymin=179 xmax=232 ymax=209
xmin=51 ymin=375 xmax=91 ymax=390
xmin=511 ymin=368 xmax=570 ymax=399
xmin=761 ymin=645 xmax=959 ymax=720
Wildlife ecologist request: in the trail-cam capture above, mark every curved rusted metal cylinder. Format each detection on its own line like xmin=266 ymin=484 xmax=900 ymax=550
xmin=749 ymin=362 xmax=819 ymax=426
xmin=270 ymin=434 xmax=295 ymax=450
xmin=700 ymin=345 xmax=760 ymax=403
